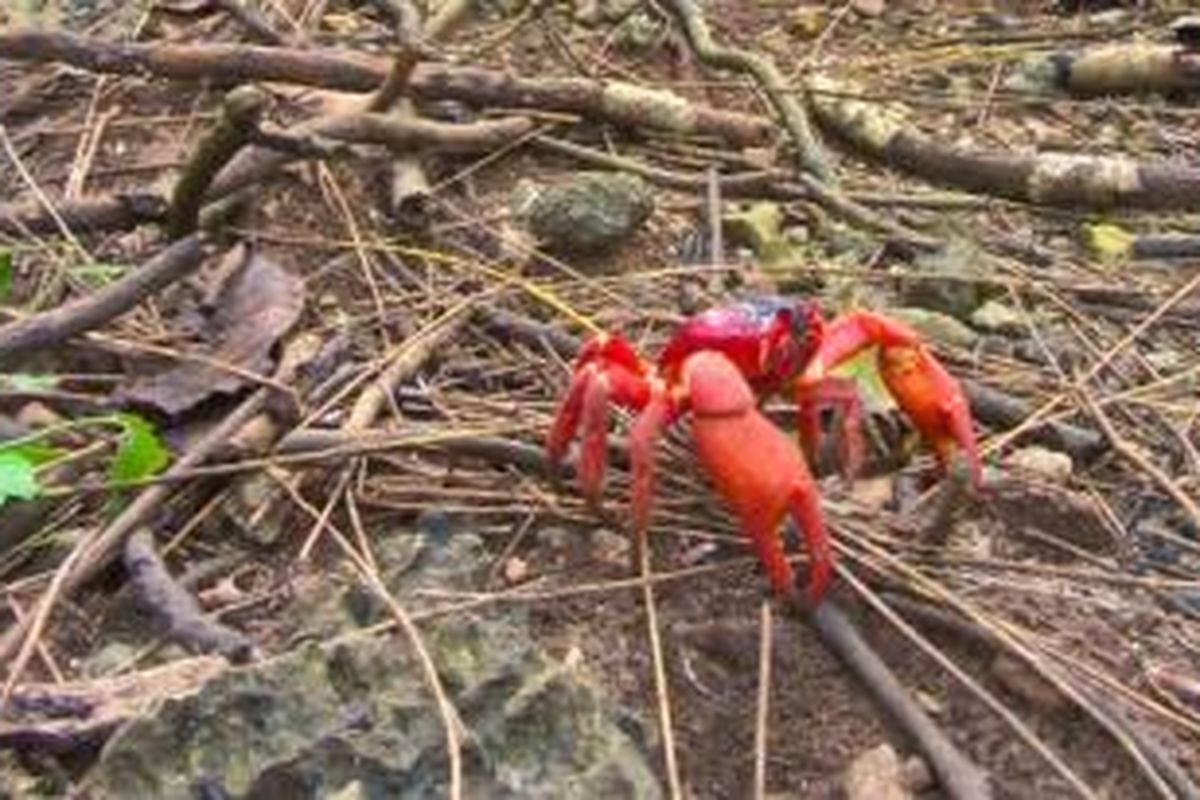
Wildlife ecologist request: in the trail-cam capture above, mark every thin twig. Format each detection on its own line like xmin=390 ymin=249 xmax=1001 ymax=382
xmin=841 ymin=567 xmax=1099 ymax=799
xmin=0 ymin=336 xmax=319 ymax=669
xmin=638 ymin=532 xmax=684 ymax=800
xmin=0 ymin=235 xmax=213 ymax=367
xmin=753 ymin=600 xmax=772 ymax=800
xmin=655 ymin=0 xmax=829 ymax=180
xmin=1077 ymin=390 xmax=1200 ymax=535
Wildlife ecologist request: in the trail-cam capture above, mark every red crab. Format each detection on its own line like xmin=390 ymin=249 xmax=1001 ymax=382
xmin=546 ymin=297 xmax=981 ymax=605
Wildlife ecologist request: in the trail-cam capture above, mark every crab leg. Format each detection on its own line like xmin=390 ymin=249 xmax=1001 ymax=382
xmin=795 ymin=375 xmax=866 ymax=479
xmin=628 ymin=387 xmax=676 ymax=535
xmin=545 ymin=334 xmax=654 ymax=505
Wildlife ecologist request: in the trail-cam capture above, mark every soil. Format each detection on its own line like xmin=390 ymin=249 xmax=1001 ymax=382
xmin=2 ymin=0 xmax=1199 ymax=798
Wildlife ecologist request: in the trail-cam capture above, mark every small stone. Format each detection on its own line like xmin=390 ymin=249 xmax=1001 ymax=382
xmin=724 ymin=201 xmax=797 ymax=266
xmin=14 ymin=402 xmax=62 ymax=430
xmin=503 ymin=556 xmax=529 ymax=584
xmin=1145 ymin=349 xmax=1183 ymax=373
xmin=1005 ymin=445 xmax=1073 ymax=483
xmin=786 ymin=6 xmax=827 ymax=38
xmin=591 ymin=528 xmax=631 ymax=565
xmin=843 ymin=744 xmax=911 ymax=800
xmin=613 ymin=10 xmax=664 ymax=53
xmin=970 ymin=300 xmax=1024 ymax=336
xmin=902 ymin=239 xmax=995 ymax=319
xmin=901 ymin=756 xmax=933 ymax=792
xmin=889 ymin=307 xmax=979 ymax=349
xmin=517 ymin=172 xmax=654 ymax=256
xmin=536 ymin=526 xmax=574 ymax=551
xmin=851 ymin=0 xmax=885 ymax=17
xmin=1081 ymin=222 xmax=1134 ymax=264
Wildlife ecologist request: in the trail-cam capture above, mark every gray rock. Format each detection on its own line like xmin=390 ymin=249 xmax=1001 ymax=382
xmin=85 ymin=530 xmax=661 ymax=800
xmin=843 ymin=744 xmax=911 ymax=800
xmin=969 ymin=300 xmax=1024 ymax=336
xmin=902 ymin=240 xmax=995 ymax=320
xmin=889 ymin=307 xmax=979 ymax=349
xmin=1005 ymin=445 xmax=1073 ymax=483
xmin=517 ymin=172 xmax=654 ymax=256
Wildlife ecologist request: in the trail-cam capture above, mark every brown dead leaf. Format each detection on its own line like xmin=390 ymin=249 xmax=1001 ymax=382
xmin=119 ymin=248 xmax=305 ymax=417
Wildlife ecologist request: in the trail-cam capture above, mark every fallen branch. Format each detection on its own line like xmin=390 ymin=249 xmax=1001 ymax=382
xmin=0 ymin=29 xmax=772 ymax=146
xmin=881 ymin=592 xmax=1200 ymax=800
xmin=123 ymin=529 xmax=254 ymax=662
xmin=962 ymin=380 xmax=1106 ymax=464
xmin=656 ymin=0 xmax=829 ymax=179
xmin=0 ymin=234 xmax=216 ymax=368
xmin=0 ymin=335 xmax=321 ymax=671
xmin=790 ymin=597 xmax=993 ymax=800
xmin=167 ymin=85 xmax=268 ymax=239
xmin=1048 ymin=43 xmax=1200 ymax=96
xmin=810 ymin=76 xmax=1200 ymax=211
xmin=208 ymin=115 xmax=535 ymax=201
xmin=0 ymin=193 xmax=166 ymax=237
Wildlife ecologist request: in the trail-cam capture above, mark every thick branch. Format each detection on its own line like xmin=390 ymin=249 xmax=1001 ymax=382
xmin=0 ymin=235 xmax=214 ymax=368
xmin=810 ymin=76 xmax=1200 ymax=211
xmin=657 ymin=0 xmax=829 ymax=179
xmin=796 ymin=598 xmax=993 ymax=800
xmin=208 ymin=114 xmax=534 ymax=200
xmin=0 ymin=193 xmax=166 ymax=237
xmin=0 ymin=29 xmax=772 ymax=146
xmin=167 ymin=85 xmax=267 ymax=239
xmin=124 ymin=530 xmax=254 ymax=662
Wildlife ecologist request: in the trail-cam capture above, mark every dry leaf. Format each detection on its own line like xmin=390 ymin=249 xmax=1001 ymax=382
xmin=119 ymin=249 xmax=305 ymax=417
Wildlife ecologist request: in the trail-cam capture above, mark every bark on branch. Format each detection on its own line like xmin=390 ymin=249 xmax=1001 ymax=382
xmin=0 ymin=29 xmax=772 ymax=146
xmin=810 ymin=76 xmax=1200 ymax=211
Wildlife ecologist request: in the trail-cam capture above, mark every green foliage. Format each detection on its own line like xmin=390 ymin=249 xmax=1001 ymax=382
xmin=0 ymin=451 xmax=39 ymax=505
xmin=0 ymin=250 xmax=11 ymax=304
xmin=829 ymin=348 xmax=894 ymax=414
xmin=0 ymin=413 xmax=171 ymax=510
xmin=108 ymin=413 xmax=170 ymax=486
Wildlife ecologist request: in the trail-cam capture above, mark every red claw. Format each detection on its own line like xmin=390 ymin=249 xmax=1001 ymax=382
xmin=797 ymin=311 xmax=982 ymax=489
xmin=683 ymin=351 xmax=833 ymax=603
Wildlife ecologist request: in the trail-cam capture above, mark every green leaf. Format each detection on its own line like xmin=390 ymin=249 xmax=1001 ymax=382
xmin=108 ymin=413 xmax=170 ymax=486
xmin=0 ymin=250 xmax=11 ymax=304
xmin=0 ymin=452 xmax=39 ymax=506
xmin=829 ymin=348 xmax=894 ymax=415
xmin=0 ymin=440 xmax=66 ymax=467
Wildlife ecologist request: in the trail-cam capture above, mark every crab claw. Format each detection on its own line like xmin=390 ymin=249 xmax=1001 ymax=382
xmin=546 ymin=334 xmax=653 ymax=507
xmin=877 ymin=342 xmax=982 ymax=489
xmin=681 ymin=351 xmax=834 ymax=604
xmin=797 ymin=311 xmax=982 ymax=489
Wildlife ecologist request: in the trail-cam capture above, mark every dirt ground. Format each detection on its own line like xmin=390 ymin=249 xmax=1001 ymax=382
xmin=2 ymin=0 xmax=1200 ymax=798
